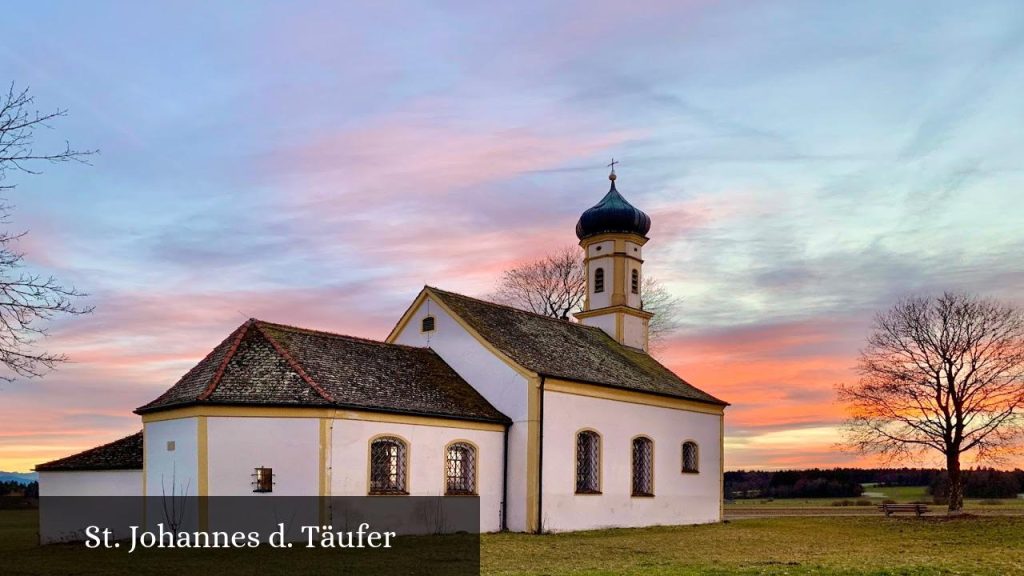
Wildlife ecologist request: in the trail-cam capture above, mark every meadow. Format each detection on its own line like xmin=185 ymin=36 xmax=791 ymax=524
xmin=4 ymin=508 xmax=1024 ymax=575
xmin=725 ymin=484 xmax=1024 ymax=515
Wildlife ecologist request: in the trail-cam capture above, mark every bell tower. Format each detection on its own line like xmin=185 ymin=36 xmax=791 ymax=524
xmin=574 ymin=162 xmax=653 ymax=351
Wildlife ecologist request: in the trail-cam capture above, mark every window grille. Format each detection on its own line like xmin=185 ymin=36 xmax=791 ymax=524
xmin=445 ymin=442 xmax=477 ymax=495
xmin=421 ymin=316 xmax=435 ymax=332
xmin=594 ymin=268 xmax=605 ymax=293
xmin=632 ymin=437 xmax=654 ymax=496
xmin=370 ymin=437 xmax=408 ymax=494
xmin=631 ymin=270 xmax=639 ymax=294
xmin=682 ymin=441 xmax=699 ymax=473
xmin=252 ymin=467 xmax=274 ymax=493
xmin=575 ymin=431 xmax=601 ymax=494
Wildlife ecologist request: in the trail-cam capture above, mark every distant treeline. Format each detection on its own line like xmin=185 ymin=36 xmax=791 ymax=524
xmin=726 ymin=469 xmax=866 ymax=498
xmin=0 ymin=480 xmax=37 ymax=498
xmin=929 ymin=469 xmax=1024 ymax=500
xmin=726 ymin=468 xmax=1024 ymax=500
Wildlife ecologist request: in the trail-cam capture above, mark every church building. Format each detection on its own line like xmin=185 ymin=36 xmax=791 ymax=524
xmin=38 ymin=170 xmax=728 ymax=533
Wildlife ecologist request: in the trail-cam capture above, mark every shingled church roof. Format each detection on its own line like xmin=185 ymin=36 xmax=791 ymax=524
xmin=135 ymin=320 xmax=510 ymax=424
xmin=36 ymin=431 xmax=143 ymax=471
xmin=425 ymin=287 xmax=727 ymax=406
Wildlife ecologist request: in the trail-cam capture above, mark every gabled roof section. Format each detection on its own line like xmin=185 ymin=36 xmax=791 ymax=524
xmin=425 ymin=287 xmax=727 ymax=406
xmin=36 ymin=431 xmax=143 ymax=472
xmin=136 ymin=320 xmax=332 ymax=412
xmin=136 ymin=319 xmax=509 ymax=424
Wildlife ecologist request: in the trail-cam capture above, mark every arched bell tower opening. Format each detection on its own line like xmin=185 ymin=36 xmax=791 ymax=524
xmin=574 ymin=162 xmax=653 ymax=351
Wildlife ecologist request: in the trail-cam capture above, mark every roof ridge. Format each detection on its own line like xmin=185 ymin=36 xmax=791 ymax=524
xmin=251 ymin=321 xmax=336 ymax=403
xmin=143 ymin=320 xmax=251 ymax=409
xmin=198 ymin=320 xmax=252 ymax=401
xmin=426 ymin=286 xmax=608 ymax=333
xmin=254 ymin=319 xmax=430 ymax=351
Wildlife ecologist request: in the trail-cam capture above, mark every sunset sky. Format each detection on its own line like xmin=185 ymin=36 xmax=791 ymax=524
xmin=2 ymin=1 xmax=1022 ymax=472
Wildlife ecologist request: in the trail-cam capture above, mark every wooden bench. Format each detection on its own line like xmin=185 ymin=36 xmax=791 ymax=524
xmin=879 ymin=503 xmax=929 ymax=517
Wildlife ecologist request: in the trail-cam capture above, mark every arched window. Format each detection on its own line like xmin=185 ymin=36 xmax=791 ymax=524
xmin=369 ymin=436 xmax=408 ymax=494
xmin=445 ymin=442 xmax=477 ymax=495
xmin=632 ymin=437 xmax=654 ymax=496
xmin=631 ymin=270 xmax=639 ymax=294
xmin=594 ymin=268 xmax=605 ymax=293
xmin=682 ymin=441 xmax=699 ymax=474
xmin=575 ymin=430 xmax=601 ymax=494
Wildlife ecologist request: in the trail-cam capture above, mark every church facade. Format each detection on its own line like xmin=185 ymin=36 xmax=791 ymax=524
xmin=38 ymin=171 xmax=727 ymax=534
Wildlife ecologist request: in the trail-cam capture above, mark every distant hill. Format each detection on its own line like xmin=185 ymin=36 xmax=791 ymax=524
xmin=0 ymin=472 xmax=38 ymax=484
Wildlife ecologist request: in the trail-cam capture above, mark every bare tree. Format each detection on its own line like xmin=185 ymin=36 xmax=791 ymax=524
xmin=492 ymin=247 xmax=586 ymax=320
xmin=837 ymin=292 xmax=1024 ymax=513
xmin=490 ymin=246 xmax=683 ymax=345
xmin=641 ymin=276 xmax=682 ymax=348
xmin=0 ymin=84 xmax=95 ymax=381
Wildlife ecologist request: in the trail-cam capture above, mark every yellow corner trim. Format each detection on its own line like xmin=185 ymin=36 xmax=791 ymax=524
xmin=544 ymin=379 xmax=725 ymax=415
xmin=141 ymin=405 xmax=506 ymax=431
xmin=319 ymin=418 xmax=329 ymax=498
xmin=197 ymin=416 xmax=209 ymax=496
xmin=526 ymin=375 xmax=541 ymax=533
xmin=197 ymin=415 xmax=209 ymax=530
xmin=720 ymin=413 xmax=725 ymax=521
xmin=385 ymin=289 xmax=429 ymax=343
xmin=142 ymin=423 xmax=148 ymax=498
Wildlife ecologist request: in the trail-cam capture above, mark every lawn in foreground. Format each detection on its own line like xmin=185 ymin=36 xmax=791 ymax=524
xmin=483 ymin=516 xmax=1024 ymax=575
xmin=4 ymin=509 xmax=1024 ymax=575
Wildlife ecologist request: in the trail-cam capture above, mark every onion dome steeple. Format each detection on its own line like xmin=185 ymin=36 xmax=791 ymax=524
xmin=575 ymin=162 xmax=651 ymax=240
xmin=573 ymin=161 xmax=654 ymax=351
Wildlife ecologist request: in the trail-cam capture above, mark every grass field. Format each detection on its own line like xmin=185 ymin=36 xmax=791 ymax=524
xmin=861 ymin=485 xmax=931 ymax=500
xmin=4 ymin=509 xmax=1024 ymax=575
xmin=726 ymin=485 xmax=1024 ymax=511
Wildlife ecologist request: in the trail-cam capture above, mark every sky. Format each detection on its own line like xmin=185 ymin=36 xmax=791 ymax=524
xmin=1 ymin=1 xmax=1022 ymax=472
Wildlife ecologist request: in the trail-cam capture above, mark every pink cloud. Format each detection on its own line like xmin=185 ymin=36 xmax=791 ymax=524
xmin=271 ymin=109 xmax=643 ymax=202
xmin=0 ymin=283 xmax=407 ymax=471
xmin=247 ymin=107 xmax=650 ymax=297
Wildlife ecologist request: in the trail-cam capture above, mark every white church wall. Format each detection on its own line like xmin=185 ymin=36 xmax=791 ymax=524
xmin=393 ymin=295 xmax=528 ymax=419
xmin=622 ymin=314 xmax=647 ymax=350
xmin=329 ymin=419 xmax=505 ymax=533
xmin=392 ymin=294 xmax=529 ymax=532
xmin=580 ymin=313 xmax=617 ymax=340
xmin=38 ymin=470 xmax=143 ymax=543
xmin=586 ymin=240 xmax=615 ymax=260
xmin=39 ymin=470 xmax=142 ymax=497
xmin=207 ymin=416 xmax=319 ymax=496
xmin=145 ymin=418 xmax=199 ymax=499
xmin=540 ymin=390 xmax=722 ymax=532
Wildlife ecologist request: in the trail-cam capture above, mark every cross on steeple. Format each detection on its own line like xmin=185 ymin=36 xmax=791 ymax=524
xmin=607 ymin=158 xmax=619 ymax=181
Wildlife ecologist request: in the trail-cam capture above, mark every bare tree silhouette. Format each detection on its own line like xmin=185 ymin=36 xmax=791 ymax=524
xmin=838 ymin=292 xmax=1024 ymax=513
xmin=490 ymin=246 xmax=682 ymax=346
xmin=0 ymin=83 xmax=95 ymax=381
xmin=160 ymin=463 xmax=192 ymax=536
